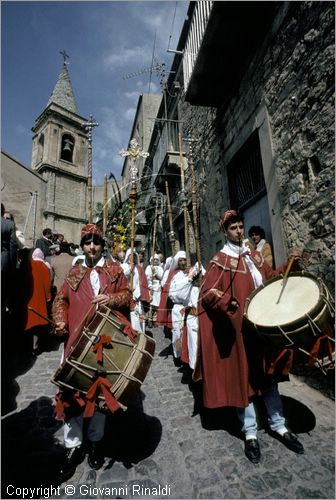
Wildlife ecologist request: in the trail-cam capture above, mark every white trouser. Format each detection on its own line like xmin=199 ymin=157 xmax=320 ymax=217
xmin=171 ymin=304 xmax=184 ymax=358
xmin=64 ymin=411 xmax=106 ymax=449
xmin=186 ymin=315 xmax=198 ymax=370
xmin=130 ymin=301 xmax=145 ymax=333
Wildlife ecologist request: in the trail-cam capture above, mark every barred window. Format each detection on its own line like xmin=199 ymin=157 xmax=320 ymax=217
xmin=227 ymin=131 xmax=265 ymax=210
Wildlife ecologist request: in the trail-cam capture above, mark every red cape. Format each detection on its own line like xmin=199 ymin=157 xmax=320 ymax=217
xmin=197 ymin=249 xmax=285 ymax=409
xmin=156 ymin=269 xmax=177 ymax=328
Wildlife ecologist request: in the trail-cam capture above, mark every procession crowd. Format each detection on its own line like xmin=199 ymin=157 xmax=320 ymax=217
xmin=2 ymin=204 xmax=308 ymax=481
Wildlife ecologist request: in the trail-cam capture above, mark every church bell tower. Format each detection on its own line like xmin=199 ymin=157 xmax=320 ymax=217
xmin=31 ymin=52 xmax=89 ymax=243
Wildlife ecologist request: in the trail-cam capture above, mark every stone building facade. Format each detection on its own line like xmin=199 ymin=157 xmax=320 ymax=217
xmin=1 ymin=150 xmax=47 ymax=248
xmin=31 ymin=62 xmax=89 ymax=243
xmin=179 ymin=1 xmax=334 ymax=292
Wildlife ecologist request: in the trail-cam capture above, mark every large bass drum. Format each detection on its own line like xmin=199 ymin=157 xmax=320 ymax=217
xmin=244 ymin=271 xmax=334 ymax=369
xmin=51 ymin=305 xmax=155 ymax=407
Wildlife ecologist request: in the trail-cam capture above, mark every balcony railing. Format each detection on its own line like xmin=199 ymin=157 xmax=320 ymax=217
xmin=183 ymin=1 xmax=213 ymax=92
xmin=152 ymin=120 xmax=180 ymax=178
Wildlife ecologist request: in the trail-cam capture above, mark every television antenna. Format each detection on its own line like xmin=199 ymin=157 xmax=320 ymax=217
xmin=122 ymin=33 xmax=167 ymax=94
xmin=122 ymin=57 xmax=164 ymax=81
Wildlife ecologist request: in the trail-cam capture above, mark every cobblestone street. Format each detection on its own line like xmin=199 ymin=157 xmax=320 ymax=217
xmin=2 ymin=320 xmax=335 ymax=500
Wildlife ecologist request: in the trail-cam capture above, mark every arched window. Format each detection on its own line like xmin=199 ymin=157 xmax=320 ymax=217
xmin=60 ymin=133 xmax=75 ymax=163
xmin=38 ymin=133 xmax=44 ymax=163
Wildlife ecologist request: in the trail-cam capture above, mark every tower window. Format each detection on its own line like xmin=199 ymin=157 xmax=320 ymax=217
xmin=38 ymin=133 xmax=44 ymax=163
xmin=61 ymin=134 xmax=75 ymax=163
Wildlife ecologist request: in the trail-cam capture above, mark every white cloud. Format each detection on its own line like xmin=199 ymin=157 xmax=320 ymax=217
xmin=103 ymin=45 xmax=149 ymax=71
xmin=125 ymin=107 xmax=136 ymax=121
xmin=124 ymin=91 xmax=141 ymax=100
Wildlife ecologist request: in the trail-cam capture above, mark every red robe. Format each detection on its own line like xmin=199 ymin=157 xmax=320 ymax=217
xmin=52 ymin=259 xmax=131 ymax=356
xmin=156 ymin=270 xmax=177 ymax=329
xmin=24 ymin=260 xmax=52 ymax=331
xmin=137 ymin=264 xmax=151 ymax=303
xmin=198 ymin=249 xmax=287 ymax=409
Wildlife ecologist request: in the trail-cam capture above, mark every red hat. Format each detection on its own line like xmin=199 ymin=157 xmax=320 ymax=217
xmin=80 ymin=224 xmax=104 ymax=242
xmin=219 ymin=209 xmax=237 ymax=228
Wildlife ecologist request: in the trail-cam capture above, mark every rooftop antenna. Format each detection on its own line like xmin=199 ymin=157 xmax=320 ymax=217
xmin=167 ymin=2 xmax=184 ymax=55
xmin=122 ymin=59 xmax=164 ymax=81
xmin=148 ymin=31 xmax=157 ymax=94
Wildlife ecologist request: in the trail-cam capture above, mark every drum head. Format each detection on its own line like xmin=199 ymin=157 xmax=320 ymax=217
xmin=246 ymin=274 xmax=321 ymax=327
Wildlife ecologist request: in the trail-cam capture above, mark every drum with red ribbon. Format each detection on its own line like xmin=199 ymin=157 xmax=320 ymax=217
xmin=51 ymin=305 xmax=155 ymax=413
xmin=243 ymin=271 xmax=335 ymax=373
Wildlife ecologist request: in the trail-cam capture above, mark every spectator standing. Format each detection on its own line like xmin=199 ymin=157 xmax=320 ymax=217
xmin=3 ymin=211 xmax=26 ymax=250
xmin=1 ymin=204 xmax=18 ymax=313
xmin=248 ymin=225 xmax=273 ymax=268
xmin=23 ymin=248 xmax=52 ymax=355
xmin=50 ymin=243 xmax=74 ymax=293
xmin=35 ymin=228 xmax=53 ymax=257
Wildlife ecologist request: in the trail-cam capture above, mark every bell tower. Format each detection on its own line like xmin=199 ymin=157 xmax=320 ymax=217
xmin=31 ymin=52 xmax=88 ymax=243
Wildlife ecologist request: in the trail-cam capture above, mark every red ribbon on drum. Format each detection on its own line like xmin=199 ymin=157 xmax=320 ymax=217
xmin=308 ymin=335 xmax=333 ymax=367
xmin=267 ymin=348 xmax=294 ymax=376
xmin=113 ymin=311 xmax=137 ymax=341
xmin=83 ymin=376 xmax=122 ymax=417
xmin=54 ymin=391 xmax=86 ymax=421
xmin=92 ymin=335 xmax=112 ymax=363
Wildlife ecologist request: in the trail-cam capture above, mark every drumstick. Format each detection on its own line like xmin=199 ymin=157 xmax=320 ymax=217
xmin=28 ymin=307 xmax=57 ymax=326
xmin=276 ymin=255 xmax=296 ymax=304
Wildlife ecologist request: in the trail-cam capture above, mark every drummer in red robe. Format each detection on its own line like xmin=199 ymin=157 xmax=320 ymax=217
xmin=197 ymin=210 xmax=305 ymax=464
xmin=52 ymin=224 xmax=131 ymax=478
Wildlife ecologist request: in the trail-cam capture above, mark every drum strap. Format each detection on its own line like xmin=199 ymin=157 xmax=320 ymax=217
xmin=92 ymin=335 xmax=113 ymax=363
xmin=267 ymin=348 xmax=294 ymax=376
xmin=83 ymin=376 xmax=122 ymax=417
xmin=308 ymin=335 xmax=333 ymax=367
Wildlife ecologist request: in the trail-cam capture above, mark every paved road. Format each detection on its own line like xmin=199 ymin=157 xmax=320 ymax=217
xmin=2 ymin=321 xmax=335 ymax=500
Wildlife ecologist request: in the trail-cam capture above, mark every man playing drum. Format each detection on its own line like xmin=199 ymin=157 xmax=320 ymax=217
xmin=197 ymin=210 xmax=305 ymax=464
xmin=53 ymin=224 xmax=132 ymax=478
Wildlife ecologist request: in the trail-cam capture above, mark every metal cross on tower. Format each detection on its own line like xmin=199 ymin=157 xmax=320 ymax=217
xmin=83 ymin=114 xmax=99 ymax=223
xmin=59 ymin=49 xmax=70 ymax=65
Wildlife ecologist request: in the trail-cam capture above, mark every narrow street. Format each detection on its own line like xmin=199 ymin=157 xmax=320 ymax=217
xmin=2 ymin=319 xmax=335 ymax=500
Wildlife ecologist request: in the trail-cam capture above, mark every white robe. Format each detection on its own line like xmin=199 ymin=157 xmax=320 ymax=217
xmin=168 ymin=270 xmax=191 ymax=358
xmin=121 ymin=262 xmax=145 ymax=333
xmin=145 ymin=264 xmax=164 ymax=307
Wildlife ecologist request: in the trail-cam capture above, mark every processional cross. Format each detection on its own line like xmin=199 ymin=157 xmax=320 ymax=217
xmin=119 ymin=138 xmax=149 ymax=184
xmin=119 ymin=138 xmax=149 ymax=287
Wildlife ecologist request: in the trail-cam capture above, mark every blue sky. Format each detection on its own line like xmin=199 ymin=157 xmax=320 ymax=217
xmin=1 ymin=0 xmax=189 ymax=184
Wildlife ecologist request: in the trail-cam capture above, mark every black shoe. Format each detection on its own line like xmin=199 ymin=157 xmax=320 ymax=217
xmin=88 ymin=441 xmax=104 ymax=470
xmin=173 ymin=357 xmax=182 ymax=367
xmin=60 ymin=445 xmax=86 ymax=480
xmin=32 ymin=347 xmax=42 ymax=356
xmin=244 ymin=438 xmax=261 ymax=464
xmin=277 ymin=432 xmax=304 ymax=454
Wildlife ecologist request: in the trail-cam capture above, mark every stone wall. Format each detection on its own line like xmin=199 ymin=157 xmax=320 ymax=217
xmin=181 ymin=2 xmax=335 ymax=292
xmin=1 ymin=151 xmax=47 ymax=248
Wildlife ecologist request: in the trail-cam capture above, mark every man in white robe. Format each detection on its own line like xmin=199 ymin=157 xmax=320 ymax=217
xmin=145 ymin=254 xmax=163 ymax=327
